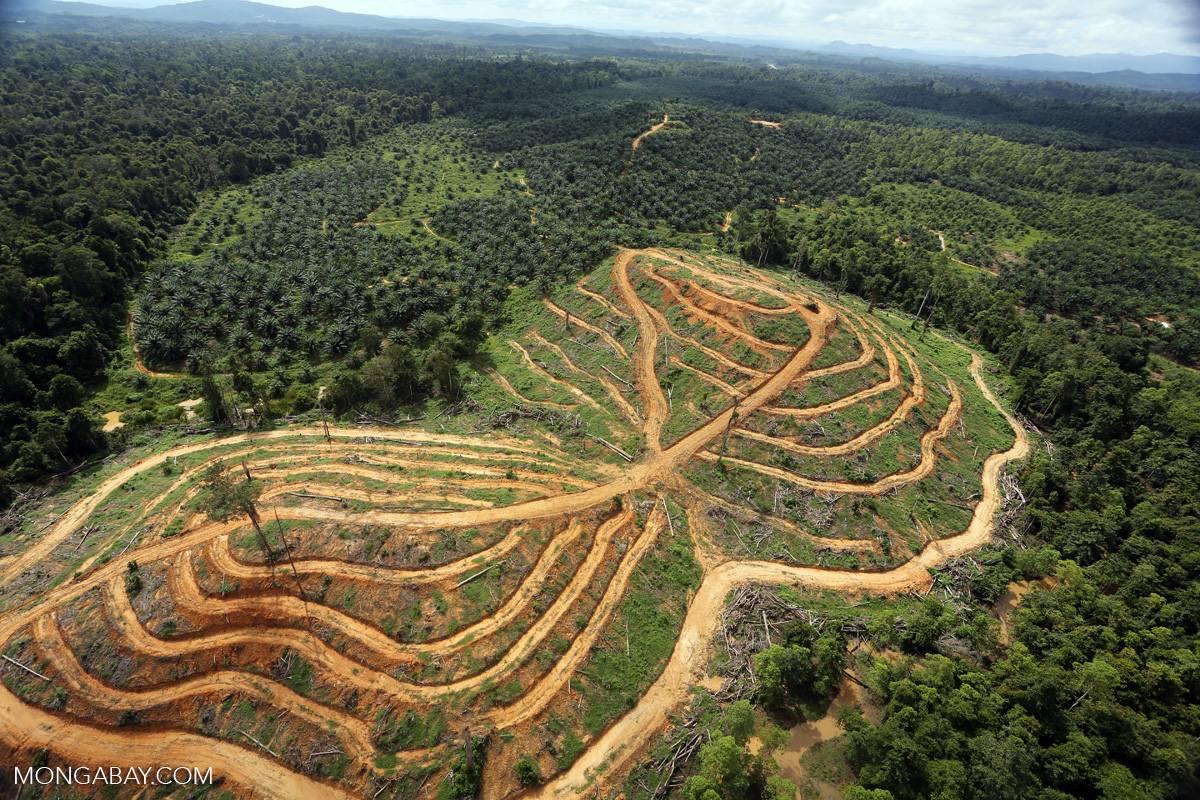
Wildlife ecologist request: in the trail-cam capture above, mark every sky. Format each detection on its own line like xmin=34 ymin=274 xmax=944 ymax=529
xmin=97 ymin=0 xmax=1200 ymax=56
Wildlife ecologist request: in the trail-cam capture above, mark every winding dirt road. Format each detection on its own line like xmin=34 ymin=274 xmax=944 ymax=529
xmin=540 ymin=350 xmax=1028 ymax=798
xmin=128 ymin=310 xmax=185 ymax=379
xmin=0 ymin=249 xmax=1027 ymax=800
xmin=631 ymin=114 xmax=670 ymax=153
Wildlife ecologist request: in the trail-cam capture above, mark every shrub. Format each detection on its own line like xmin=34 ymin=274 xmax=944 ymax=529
xmin=514 ymin=753 xmax=543 ymax=786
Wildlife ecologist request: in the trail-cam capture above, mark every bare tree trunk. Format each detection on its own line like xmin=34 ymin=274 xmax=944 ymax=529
xmin=464 ymin=726 xmax=473 ymax=775
xmin=912 ymin=288 xmax=931 ymax=329
xmin=241 ymin=462 xmax=275 ymax=563
xmin=248 ymin=514 xmax=276 ymax=564
xmin=919 ymin=292 xmax=941 ymax=341
xmin=319 ymin=402 xmax=331 ymax=445
xmin=275 ymin=510 xmax=308 ymax=603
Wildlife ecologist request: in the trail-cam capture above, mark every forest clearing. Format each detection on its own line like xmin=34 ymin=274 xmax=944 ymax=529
xmin=2 ymin=17 xmax=1197 ymax=800
xmin=0 ymin=248 xmax=1025 ymax=799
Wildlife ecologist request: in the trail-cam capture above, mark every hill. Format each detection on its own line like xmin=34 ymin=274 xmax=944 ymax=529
xmin=8 ymin=0 xmax=1199 ymax=90
xmin=0 ymin=27 xmax=1197 ymax=800
xmin=0 ymin=245 xmax=1024 ymax=797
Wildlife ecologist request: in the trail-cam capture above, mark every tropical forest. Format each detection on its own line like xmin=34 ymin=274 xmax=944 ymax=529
xmin=0 ymin=5 xmax=1197 ymax=800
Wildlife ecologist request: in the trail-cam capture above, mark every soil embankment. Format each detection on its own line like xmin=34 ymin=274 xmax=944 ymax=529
xmin=0 ymin=249 xmax=1028 ymax=799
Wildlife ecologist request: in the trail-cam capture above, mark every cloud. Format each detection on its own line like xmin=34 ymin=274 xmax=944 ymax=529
xmin=771 ymin=0 xmax=1196 ymax=54
xmin=261 ymin=0 xmax=1200 ymax=55
xmin=1182 ymin=0 xmax=1200 ymax=44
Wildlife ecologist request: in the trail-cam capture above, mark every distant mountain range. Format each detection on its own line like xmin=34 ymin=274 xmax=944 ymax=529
xmin=6 ymin=0 xmax=1199 ymax=89
xmin=6 ymin=0 xmax=614 ymax=37
xmin=816 ymin=41 xmax=1200 ymax=76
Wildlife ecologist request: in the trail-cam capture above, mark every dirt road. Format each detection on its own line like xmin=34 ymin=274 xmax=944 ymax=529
xmin=631 ymin=114 xmax=669 ymax=153
xmin=539 ymin=349 xmax=1028 ymax=800
xmin=0 ymin=620 xmax=352 ymax=799
xmin=128 ymin=310 xmax=185 ymax=379
xmin=0 ymin=249 xmax=1028 ymax=799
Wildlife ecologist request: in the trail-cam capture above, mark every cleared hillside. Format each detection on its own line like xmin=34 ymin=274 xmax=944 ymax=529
xmin=0 ymin=248 xmax=1025 ymax=798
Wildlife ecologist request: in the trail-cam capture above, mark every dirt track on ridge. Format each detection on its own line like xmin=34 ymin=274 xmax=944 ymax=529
xmin=128 ymin=310 xmax=185 ymax=379
xmin=0 ymin=248 xmax=1028 ymax=799
xmin=540 ymin=350 xmax=1028 ymax=798
xmin=631 ymin=114 xmax=670 ymax=153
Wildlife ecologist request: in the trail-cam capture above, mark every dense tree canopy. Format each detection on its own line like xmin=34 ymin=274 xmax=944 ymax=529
xmin=1 ymin=23 xmax=1199 ymax=797
xmin=0 ymin=32 xmax=627 ymax=497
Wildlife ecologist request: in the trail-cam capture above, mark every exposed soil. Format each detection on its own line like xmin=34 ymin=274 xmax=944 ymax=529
xmin=543 ymin=348 xmax=1025 ymax=798
xmin=544 ymin=299 xmax=630 ymax=359
xmin=631 ymin=114 xmax=670 ymax=153
xmin=177 ymin=397 xmax=203 ymax=421
xmin=529 ymin=332 xmax=642 ymax=425
xmin=756 ymin=679 xmax=862 ymax=793
xmin=0 ymin=249 xmax=1027 ymax=800
xmin=995 ymin=576 xmax=1057 ymax=644
xmin=128 ymin=310 xmax=185 ymax=379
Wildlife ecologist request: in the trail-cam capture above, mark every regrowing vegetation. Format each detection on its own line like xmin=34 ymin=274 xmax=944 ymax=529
xmin=0 ymin=20 xmax=1198 ymax=800
xmin=0 ymin=245 xmax=1028 ymax=800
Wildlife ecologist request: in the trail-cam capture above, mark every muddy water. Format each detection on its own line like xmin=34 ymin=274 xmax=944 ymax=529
xmin=102 ymin=411 xmax=125 ymax=432
xmin=995 ymin=579 xmax=1036 ymax=644
xmin=995 ymin=577 xmax=1058 ymax=644
xmin=177 ymin=398 xmax=202 ymax=421
xmin=750 ymin=679 xmax=862 ymax=797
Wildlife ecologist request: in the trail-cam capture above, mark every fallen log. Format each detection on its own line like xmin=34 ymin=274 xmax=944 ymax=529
xmin=238 ymin=729 xmax=279 ymax=758
xmin=588 ymin=435 xmax=634 ymax=462
xmin=3 ymin=655 xmax=50 ymax=682
xmin=455 ymin=564 xmax=499 ymax=589
xmin=286 ymin=491 xmax=347 ymax=503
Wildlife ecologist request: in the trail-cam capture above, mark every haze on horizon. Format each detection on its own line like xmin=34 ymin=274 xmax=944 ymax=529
xmin=92 ymin=0 xmax=1200 ymax=57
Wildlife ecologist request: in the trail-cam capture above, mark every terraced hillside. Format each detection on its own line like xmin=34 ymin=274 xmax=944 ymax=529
xmin=0 ymin=249 xmax=1027 ymax=799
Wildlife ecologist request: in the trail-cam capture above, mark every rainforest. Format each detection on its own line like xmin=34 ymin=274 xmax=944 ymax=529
xmin=0 ymin=17 xmax=1198 ymax=800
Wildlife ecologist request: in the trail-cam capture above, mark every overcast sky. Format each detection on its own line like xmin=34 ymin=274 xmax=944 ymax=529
xmin=102 ymin=0 xmax=1200 ymax=56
